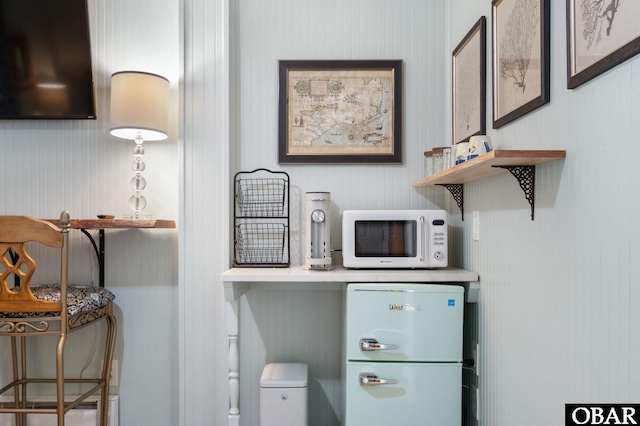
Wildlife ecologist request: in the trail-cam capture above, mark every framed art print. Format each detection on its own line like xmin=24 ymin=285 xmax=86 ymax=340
xmin=492 ymin=0 xmax=550 ymax=129
xmin=278 ymin=60 xmax=402 ymax=164
xmin=567 ymin=0 xmax=640 ymax=89
xmin=453 ymin=17 xmax=486 ymax=145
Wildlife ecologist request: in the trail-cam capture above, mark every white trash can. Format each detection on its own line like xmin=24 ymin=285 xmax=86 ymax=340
xmin=260 ymin=363 xmax=308 ymax=426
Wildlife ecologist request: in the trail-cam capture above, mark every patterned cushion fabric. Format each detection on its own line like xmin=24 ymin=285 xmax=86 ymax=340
xmin=2 ymin=284 xmax=115 ymax=318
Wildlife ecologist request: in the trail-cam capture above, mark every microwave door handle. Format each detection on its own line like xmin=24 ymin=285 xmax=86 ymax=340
xmin=419 ymin=215 xmax=425 ymax=261
xmin=359 ymin=373 xmax=399 ymax=387
xmin=360 ymin=338 xmax=399 ymax=351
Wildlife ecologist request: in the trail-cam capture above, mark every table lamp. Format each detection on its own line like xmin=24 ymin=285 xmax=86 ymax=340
xmin=110 ymin=71 xmax=169 ymax=218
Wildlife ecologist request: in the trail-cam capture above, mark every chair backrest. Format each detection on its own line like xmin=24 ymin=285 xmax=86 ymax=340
xmin=0 ymin=213 xmax=69 ymax=314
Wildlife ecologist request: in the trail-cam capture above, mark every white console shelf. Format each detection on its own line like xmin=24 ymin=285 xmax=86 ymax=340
xmin=220 ymin=265 xmax=479 ymax=426
xmin=221 ymin=265 xmax=478 ymax=300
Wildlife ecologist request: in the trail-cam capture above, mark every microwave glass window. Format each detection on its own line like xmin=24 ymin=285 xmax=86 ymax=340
xmin=354 ymin=220 xmax=417 ymax=257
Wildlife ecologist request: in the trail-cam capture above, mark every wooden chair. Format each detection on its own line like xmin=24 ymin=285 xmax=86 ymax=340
xmin=0 ymin=212 xmax=117 ymax=425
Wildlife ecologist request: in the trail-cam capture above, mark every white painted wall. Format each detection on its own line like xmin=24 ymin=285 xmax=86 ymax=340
xmin=449 ymin=1 xmax=640 ymax=425
xmin=180 ymin=0 xmax=232 ymax=424
xmin=227 ymin=0 xmax=640 ymax=424
xmin=0 ymin=0 xmax=180 ymax=425
xmin=2 ymin=0 xmax=638 ymax=424
xmin=230 ymin=0 xmax=451 ymax=424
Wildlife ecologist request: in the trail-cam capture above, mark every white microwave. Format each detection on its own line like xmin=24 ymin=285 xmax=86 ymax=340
xmin=342 ymin=210 xmax=448 ymax=269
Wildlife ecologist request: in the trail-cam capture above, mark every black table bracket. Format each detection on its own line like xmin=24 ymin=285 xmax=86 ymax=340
xmin=80 ymin=229 xmax=106 ymax=287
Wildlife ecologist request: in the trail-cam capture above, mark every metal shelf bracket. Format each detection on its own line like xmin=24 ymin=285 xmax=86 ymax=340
xmin=492 ymin=165 xmax=536 ymax=220
xmin=80 ymin=229 xmax=106 ymax=287
xmin=437 ymin=184 xmax=464 ymax=220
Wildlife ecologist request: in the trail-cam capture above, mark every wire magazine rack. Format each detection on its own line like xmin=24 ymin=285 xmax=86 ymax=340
xmin=233 ymin=168 xmax=290 ymax=267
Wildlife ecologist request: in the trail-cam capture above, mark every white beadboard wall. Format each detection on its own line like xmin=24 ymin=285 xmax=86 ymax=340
xmin=3 ymin=0 xmax=637 ymax=425
xmin=229 ymin=0 xmax=640 ymax=425
xmin=181 ymin=0 xmax=232 ymax=424
xmin=0 ymin=0 xmax=180 ymax=425
xmin=449 ymin=1 xmax=640 ymax=426
xmin=232 ymin=0 xmax=453 ymax=254
xmin=230 ymin=0 xmax=454 ymax=425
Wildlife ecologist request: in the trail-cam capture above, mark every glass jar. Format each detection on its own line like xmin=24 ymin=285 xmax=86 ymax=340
xmin=442 ymin=146 xmax=452 ymax=171
xmin=432 ymin=147 xmax=445 ymax=174
xmin=423 ymin=151 xmax=433 ymax=177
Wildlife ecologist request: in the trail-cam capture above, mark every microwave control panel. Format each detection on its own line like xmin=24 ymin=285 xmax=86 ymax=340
xmin=427 ymin=217 xmax=447 ymax=266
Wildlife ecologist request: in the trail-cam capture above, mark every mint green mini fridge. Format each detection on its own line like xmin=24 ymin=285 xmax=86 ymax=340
xmin=345 ymin=283 xmax=464 ymax=425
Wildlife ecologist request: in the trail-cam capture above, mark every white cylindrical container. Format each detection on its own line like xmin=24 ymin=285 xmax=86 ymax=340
xmin=260 ymin=363 xmax=308 ymax=426
xmin=304 ymin=192 xmax=332 ymax=270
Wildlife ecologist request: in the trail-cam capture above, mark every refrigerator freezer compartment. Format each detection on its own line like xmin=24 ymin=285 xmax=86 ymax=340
xmin=345 ymin=362 xmax=462 ymax=425
xmin=346 ymin=283 xmax=464 ymax=362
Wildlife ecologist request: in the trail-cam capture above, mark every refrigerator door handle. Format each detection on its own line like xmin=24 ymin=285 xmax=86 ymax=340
xmin=360 ymin=338 xmax=399 ymax=351
xmin=359 ymin=373 xmax=399 ymax=387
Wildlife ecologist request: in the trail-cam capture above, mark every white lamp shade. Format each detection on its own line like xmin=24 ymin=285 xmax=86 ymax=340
xmin=109 ymin=71 xmax=169 ymax=141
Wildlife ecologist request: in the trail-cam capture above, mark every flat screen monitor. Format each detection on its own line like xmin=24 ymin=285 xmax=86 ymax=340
xmin=0 ymin=0 xmax=96 ymax=119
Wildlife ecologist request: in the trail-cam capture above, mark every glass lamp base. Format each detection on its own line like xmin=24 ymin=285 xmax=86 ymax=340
xmin=122 ymin=213 xmax=153 ymax=219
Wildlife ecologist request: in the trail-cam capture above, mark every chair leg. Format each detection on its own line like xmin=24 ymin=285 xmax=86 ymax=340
xmin=99 ymin=310 xmax=117 ymax=426
xmin=4 ymin=316 xmax=116 ymax=426
xmin=20 ymin=337 xmax=28 ymax=426
xmin=10 ymin=336 xmax=25 ymax=426
xmin=56 ymin=333 xmax=67 ymax=426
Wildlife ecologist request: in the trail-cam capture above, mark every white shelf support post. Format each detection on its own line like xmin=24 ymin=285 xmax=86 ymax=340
xmin=224 ymin=282 xmax=248 ymax=426
xmin=227 ymin=300 xmax=240 ymax=426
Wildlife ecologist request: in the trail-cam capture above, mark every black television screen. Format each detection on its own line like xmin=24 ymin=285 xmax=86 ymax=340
xmin=0 ymin=0 xmax=95 ymax=119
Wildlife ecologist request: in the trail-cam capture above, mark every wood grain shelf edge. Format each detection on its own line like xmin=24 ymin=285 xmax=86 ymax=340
xmin=412 ymin=149 xmax=566 ymax=187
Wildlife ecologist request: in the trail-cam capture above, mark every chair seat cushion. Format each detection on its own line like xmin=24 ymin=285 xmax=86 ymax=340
xmin=2 ymin=284 xmax=115 ymax=318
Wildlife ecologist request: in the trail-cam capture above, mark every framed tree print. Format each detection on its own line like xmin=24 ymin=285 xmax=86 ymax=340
xmin=567 ymin=0 xmax=640 ymax=89
xmin=492 ymin=0 xmax=550 ymax=129
xmin=278 ymin=60 xmax=402 ymax=164
xmin=453 ymin=17 xmax=486 ymax=145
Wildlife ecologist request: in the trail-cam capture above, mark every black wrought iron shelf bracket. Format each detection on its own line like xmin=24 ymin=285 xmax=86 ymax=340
xmin=492 ymin=165 xmax=536 ymax=220
xmin=80 ymin=229 xmax=106 ymax=287
xmin=437 ymin=184 xmax=464 ymax=221
xmin=435 ymin=166 xmax=536 ymax=221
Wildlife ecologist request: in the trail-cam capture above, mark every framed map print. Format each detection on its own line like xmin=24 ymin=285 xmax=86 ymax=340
xmin=567 ymin=0 xmax=640 ymax=89
xmin=278 ymin=60 xmax=402 ymax=164
xmin=453 ymin=17 xmax=486 ymax=145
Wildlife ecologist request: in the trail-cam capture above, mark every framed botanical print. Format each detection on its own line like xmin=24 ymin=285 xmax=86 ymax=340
xmin=453 ymin=17 xmax=486 ymax=145
xmin=567 ymin=0 xmax=640 ymax=89
xmin=492 ymin=0 xmax=550 ymax=129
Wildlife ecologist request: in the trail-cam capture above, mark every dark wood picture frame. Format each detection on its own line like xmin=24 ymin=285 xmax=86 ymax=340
xmin=492 ymin=0 xmax=550 ymax=129
xmin=453 ymin=17 xmax=486 ymax=145
xmin=566 ymin=0 xmax=640 ymax=89
xmin=278 ymin=60 xmax=402 ymax=164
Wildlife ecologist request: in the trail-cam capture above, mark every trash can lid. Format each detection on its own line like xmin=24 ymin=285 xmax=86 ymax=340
xmin=260 ymin=363 xmax=308 ymax=388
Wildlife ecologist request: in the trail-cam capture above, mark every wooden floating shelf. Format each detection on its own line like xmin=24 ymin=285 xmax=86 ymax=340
xmin=412 ymin=149 xmax=566 ymax=220
xmin=412 ymin=149 xmax=566 ymax=187
xmin=45 ymin=218 xmax=176 ymax=229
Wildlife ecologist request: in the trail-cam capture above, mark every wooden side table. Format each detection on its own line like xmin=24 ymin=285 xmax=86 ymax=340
xmin=45 ymin=218 xmax=176 ymax=287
